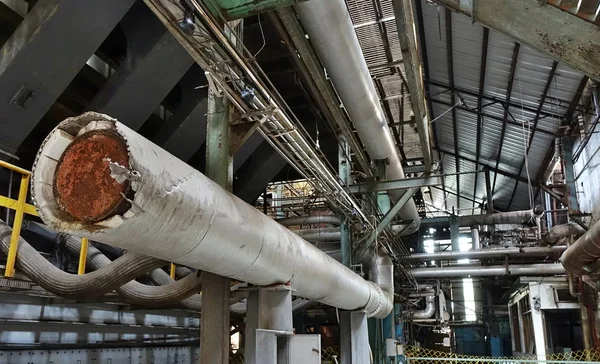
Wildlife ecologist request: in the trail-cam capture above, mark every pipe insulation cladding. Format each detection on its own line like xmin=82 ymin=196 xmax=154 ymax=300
xmin=294 ymin=0 xmax=421 ymax=234
xmin=31 ymin=112 xmax=393 ymax=319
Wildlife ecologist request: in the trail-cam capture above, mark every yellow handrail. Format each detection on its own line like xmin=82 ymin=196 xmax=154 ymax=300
xmin=78 ymin=237 xmax=89 ymax=275
xmin=170 ymin=263 xmax=176 ymax=279
xmin=4 ymin=173 xmax=30 ymax=277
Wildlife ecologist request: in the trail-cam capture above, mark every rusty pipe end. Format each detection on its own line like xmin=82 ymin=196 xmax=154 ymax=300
xmin=53 ymin=130 xmax=130 ymax=223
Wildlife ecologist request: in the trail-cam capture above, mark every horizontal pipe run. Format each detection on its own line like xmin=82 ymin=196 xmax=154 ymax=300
xmin=276 ymin=215 xmax=340 ymax=226
xmin=293 ymin=224 xmax=409 ymax=242
xmin=31 ymin=112 xmax=393 ymax=319
xmin=407 ymin=246 xmax=567 ymax=261
xmin=410 ymin=263 xmax=565 ymax=278
xmin=421 ymin=206 xmax=544 ymax=227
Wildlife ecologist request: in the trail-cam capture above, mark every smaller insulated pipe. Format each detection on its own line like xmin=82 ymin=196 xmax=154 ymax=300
xmin=544 ymin=223 xmax=586 ymax=245
xmin=276 ymin=215 xmax=340 ymax=226
xmin=421 ymin=206 xmax=544 ymax=227
xmin=407 ymin=246 xmax=566 ymax=261
xmin=410 ymin=263 xmax=565 ymax=278
xmin=0 ymin=221 xmax=165 ymax=298
xmin=408 ymin=295 xmax=436 ymax=320
xmin=63 ymin=236 xmax=203 ymax=307
xmin=561 ymin=220 xmax=600 ymax=274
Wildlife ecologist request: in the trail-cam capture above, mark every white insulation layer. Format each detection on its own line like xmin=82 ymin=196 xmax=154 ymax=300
xmin=31 ymin=112 xmax=392 ymax=318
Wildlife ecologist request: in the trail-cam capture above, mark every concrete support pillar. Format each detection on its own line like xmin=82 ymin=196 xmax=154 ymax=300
xmin=200 ymin=89 xmax=231 ymax=364
xmin=245 ymin=285 xmax=293 ymax=364
xmin=340 ymin=311 xmax=370 ymax=364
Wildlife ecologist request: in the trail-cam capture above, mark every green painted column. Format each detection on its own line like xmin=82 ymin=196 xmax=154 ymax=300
xmin=200 ymin=88 xmax=232 ymax=364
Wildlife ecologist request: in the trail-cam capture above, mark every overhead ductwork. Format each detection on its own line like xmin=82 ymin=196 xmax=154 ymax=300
xmin=408 ymin=246 xmax=566 ymax=261
xmin=410 ymin=263 xmax=565 ymax=278
xmin=543 ymin=223 xmax=586 ymax=245
xmin=560 ymin=220 xmax=600 ymax=274
xmin=294 ymin=0 xmax=421 ymax=235
xmin=30 ymin=112 xmax=393 ymax=319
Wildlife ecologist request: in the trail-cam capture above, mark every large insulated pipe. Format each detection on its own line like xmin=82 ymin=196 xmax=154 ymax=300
xmin=30 ymin=112 xmax=393 ymax=319
xmin=277 ymin=215 xmax=340 ymax=226
xmin=410 ymin=263 xmax=565 ymax=278
xmin=294 ymin=0 xmax=421 ymax=235
xmin=408 ymin=295 xmax=436 ymax=320
xmin=407 ymin=246 xmax=566 ymax=261
xmin=561 ymin=220 xmax=600 ymax=274
xmin=543 ymin=223 xmax=586 ymax=245
xmin=0 ymin=221 xmax=165 ymax=298
xmin=421 ymin=206 xmax=544 ymax=227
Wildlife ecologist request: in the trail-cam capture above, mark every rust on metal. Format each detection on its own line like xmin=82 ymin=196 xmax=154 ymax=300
xmin=54 ymin=130 xmax=130 ymax=222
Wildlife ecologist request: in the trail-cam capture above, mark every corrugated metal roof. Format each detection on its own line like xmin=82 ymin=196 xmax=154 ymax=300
xmin=419 ymin=0 xmax=586 ymax=214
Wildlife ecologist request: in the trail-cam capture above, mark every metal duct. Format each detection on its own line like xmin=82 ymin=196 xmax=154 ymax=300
xmin=277 ymin=215 xmax=340 ymax=226
xmin=421 ymin=206 xmax=544 ymax=226
xmin=409 ymin=295 xmax=436 ymax=320
xmin=544 ymin=223 xmax=586 ymax=245
xmin=407 ymin=246 xmax=566 ymax=261
xmin=294 ymin=0 xmax=421 ymax=235
xmin=560 ymin=219 xmax=600 ymax=274
xmin=31 ymin=112 xmax=393 ymax=319
xmin=0 ymin=221 xmax=165 ymax=298
xmin=410 ymin=263 xmax=565 ymax=278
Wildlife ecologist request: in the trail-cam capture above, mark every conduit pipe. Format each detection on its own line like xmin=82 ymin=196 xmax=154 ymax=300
xmin=31 ymin=113 xmax=393 ymax=319
xmin=407 ymin=246 xmax=567 ymax=261
xmin=293 ymin=224 xmax=410 ymax=242
xmin=0 ymin=221 xmax=165 ymax=298
xmin=294 ymin=0 xmax=421 ymax=235
xmin=543 ymin=223 xmax=586 ymax=245
xmin=560 ymin=219 xmax=600 ymax=274
xmin=277 ymin=215 xmax=340 ymax=226
xmin=410 ymin=263 xmax=565 ymax=278
xmin=408 ymin=295 xmax=436 ymax=320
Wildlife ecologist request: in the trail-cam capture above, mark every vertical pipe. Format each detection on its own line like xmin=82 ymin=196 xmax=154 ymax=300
xmin=4 ymin=174 xmax=29 ymax=277
xmin=77 ymin=237 xmax=89 ymax=275
xmin=484 ymin=167 xmax=493 ymax=213
xmin=581 ymin=303 xmax=592 ymax=350
xmin=339 ymin=137 xmax=351 ymax=267
xmin=200 ymin=88 xmax=231 ymax=364
xmin=471 ymin=227 xmax=481 ymax=250
xmin=169 ymin=263 xmax=176 ymax=279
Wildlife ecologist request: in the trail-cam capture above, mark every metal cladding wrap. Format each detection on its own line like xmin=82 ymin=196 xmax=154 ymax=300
xmin=295 ymin=0 xmax=421 ymax=235
xmin=31 ymin=112 xmax=392 ymax=318
xmin=561 ymin=220 xmax=600 ymax=275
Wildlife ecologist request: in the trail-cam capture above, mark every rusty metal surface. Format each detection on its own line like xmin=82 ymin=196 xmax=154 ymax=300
xmin=54 ymin=131 xmax=130 ymax=222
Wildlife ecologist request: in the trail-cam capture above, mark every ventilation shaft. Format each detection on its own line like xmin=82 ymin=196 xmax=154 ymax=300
xmin=31 ymin=112 xmax=393 ymax=319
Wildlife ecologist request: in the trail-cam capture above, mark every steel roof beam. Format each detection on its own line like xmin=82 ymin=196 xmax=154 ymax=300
xmin=427 ymin=80 xmax=564 ymax=121
xmin=472 ymin=27 xmax=489 ymax=212
xmin=431 ymin=0 xmax=600 ymax=80
xmin=86 ymin=2 xmax=193 ymax=131
xmin=507 ymin=61 xmax=558 ymax=209
xmin=492 ymin=42 xmax=519 ymax=198
xmin=375 ymin=78 xmax=408 ymax=160
xmin=435 ymin=147 xmax=529 ymax=184
xmin=0 ymin=0 xmax=136 ymax=155
xmin=348 ymin=175 xmax=442 ymax=194
xmin=445 ymin=9 xmax=461 ymax=210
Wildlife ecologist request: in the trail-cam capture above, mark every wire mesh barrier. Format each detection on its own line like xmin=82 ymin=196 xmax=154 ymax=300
xmin=405 ymin=345 xmax=600 ymax=364
xmin=322 ymin=346 xmax=341 ymax=363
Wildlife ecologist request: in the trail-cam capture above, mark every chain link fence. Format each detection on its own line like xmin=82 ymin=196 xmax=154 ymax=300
xmin=405 ymin=345 xmax=600 ymax=364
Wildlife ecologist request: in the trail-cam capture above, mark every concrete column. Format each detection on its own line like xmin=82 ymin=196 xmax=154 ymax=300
xmin=200 ymin=88 xmax=231 ymax=364
xmin=340 ymin=311 xmax=370 ymax=364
